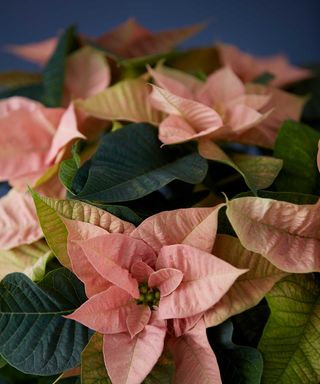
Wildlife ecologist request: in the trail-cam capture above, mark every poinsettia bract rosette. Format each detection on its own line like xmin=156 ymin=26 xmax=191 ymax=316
xmin=0 ymin=18 xmax=319 ymax=384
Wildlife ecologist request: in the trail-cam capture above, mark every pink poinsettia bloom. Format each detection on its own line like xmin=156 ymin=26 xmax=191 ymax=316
xmin=149 ymin=65 xmax=271 ymax=145
xmin=148 ymin=65 xmax=305 ymax=148
xmin=0 ymin=97 xmax=84 ymax=189
xmin=217 ymin=42 xmax=312 ymax=87
xmin=7 ymin=19 xmax=204 ymax=65
xmin=64 ymin=207 xmax=246 ymax=384
xmin=0 ymin=97 xmax=85 ymax=249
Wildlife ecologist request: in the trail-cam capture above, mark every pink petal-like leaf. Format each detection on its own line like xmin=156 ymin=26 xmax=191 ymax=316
xmin=148 ymin=65 xmax=198 ymax=99
xmin=156 ymin=244 xmax=246 ymax=318
xmin=158 ymin=114 xmax=223 ymax=144
xmin=65 ymin=46 xmax=111 ymax=100
xmin=217 ymin=42 xmax=312 ymax=87
xmin=149 ymin=85 xmax=223 ymax=133
xmin=0 ymin=106 xmax=55 ymax=182
xmin=0 ymin=190 xmax=43 ymax=249
xmin=227 ymin=104 xmax=267 ymax=134
xmin=75 ymin=78 xmax=163 ymax=125
xmin=126 ymin=305 xmax=151 ymax=338
xmin=149 ymin=268 xmax=183 ymax=297
xmin=168 ymin=319 xmax=222 ymax=384
xmin=63 ymin=218 xmax=111 ymax=297
xmin=131 ymin=261 xmax=154 ymax=283
xmin=197 ymin=66 xmax=245 ymax=106
xmin=77 ymin=234 xmax=156 ymax=297
xmin=204 ymin=234 xmax=287 ymax=327
xmin=226 ymin=196 xmax=320 ymax=272
xmin=65 ymin=286 xmax=132 ymax=334
xmin=103 ymin=323 xmax=166 ymax=384
xmin=46 ymin=103 xmax=85 ymax=165
xmin=172 ymin=312 xmax=203 ymax=337
xmin=6 ymin=37 xmax=57 ymax=65
xmin=132 ymin=205 xmax=224 ymax=254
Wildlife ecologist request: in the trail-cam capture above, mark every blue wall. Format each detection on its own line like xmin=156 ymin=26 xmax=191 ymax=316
xmin=0 ymin=0 xmax=319 ymax=71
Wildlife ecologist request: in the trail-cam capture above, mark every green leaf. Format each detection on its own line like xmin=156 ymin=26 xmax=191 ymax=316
xmin=200 ymin=141 xmax=282 ymax=194
xmin=81 ymin=332 xmax=174 ymax=384
xmin=0 ymin=268 xmax=91 ymax=375
xmin=72 ymin=123 xmax=208 ymax=202
xmin=143 ymin=348 xmax=175 ymax=384
xmin=31 ymin=192 xmax=135 ymax=268
xmin=0 ymin=83 xmax=44 ymax=102
xmin=253 ymin=72 xmax=275 ymax=85
xmin=0 ymin=239 xmax=54 ymax=281
xmin=43 ymin=26 xmax=78 ymax=107
xmin=259 ymin=274 xmax=320 ymax=383
xmin=0 ymin=355 xmax=6 ymax=368
xmin=81 ymin=333 xmax=110 ymax=384
xmin=209 ymin=320 xmax=263 ymax=384
xmin=273 ymin=120 xmax=320 ymax=194
xmin=92 ymin=203 xmax=143 ymax=226
xmin=59 ymin=142 xmax=81 ymax=193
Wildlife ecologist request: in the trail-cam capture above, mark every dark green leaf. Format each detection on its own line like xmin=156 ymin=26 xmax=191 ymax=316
xmin=59 ymin=142 xmax=81 ymax=193
xmin=0 ymin=268 xmax=91 ymax=375
xmin=273 ymin=120 xmax=320 ymax=194
xmin=259 ymin=274 xmax=320 ymax=383
xmin=43 ymin=26 xmax=78 ymax=107
xmin=91 ymin=203 xmax=143 ymax=226
xmin=0 ymin=84 xmax=44 ymax=102
xmin=253 ymin=72 xmax=275 ymax=85
xmin=72 ymin=123 xmax=208 ymax=203
xmin=208 ymin=320 xmax=263 ymax=384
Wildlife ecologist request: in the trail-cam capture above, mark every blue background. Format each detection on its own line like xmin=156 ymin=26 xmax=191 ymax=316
xmin=0 ymin=0 xmax=319 ymax=71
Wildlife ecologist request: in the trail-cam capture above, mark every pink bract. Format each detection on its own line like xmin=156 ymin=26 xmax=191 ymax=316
xmin=65 ymin=206 xmax=246 ymax=384
xmin=217 ymin=42 xmax=312 ymax=87
xmin=149 ymin=64 xmax=305 ymax=148
xmin=149 ymin=65 xmax=271 ymax=146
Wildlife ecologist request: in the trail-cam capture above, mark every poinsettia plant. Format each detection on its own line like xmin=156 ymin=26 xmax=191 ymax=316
xmin=0 ymin=18 xmax=320 ymax=384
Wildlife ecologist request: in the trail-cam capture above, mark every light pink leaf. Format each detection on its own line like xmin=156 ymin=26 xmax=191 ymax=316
xmin=149 ymin=268 xmax=183 ymax=296
xmin=158 ymin=115 xmax=223 ymax=144
xmin=75 ymin=78 xmax=163 ymax=125
xmin=46 ymin=103 xmax=85 ymax=165
xmin=0 ymin=96 xmax=43 ymax=116
xmin=156 ymin=244 xmax=246 ymax=318
xmin=226 ymin=196 xmax=320 ymax=272
xmin=217 ymin=42 xmax=312 ymax=87
xmin=63 ymin=218 xmax=111 ymax=297
xmin=132 ymin=205 xmax=224 ymax=254
xmin=131 ymin=261 xmax=154 ymax=283
xmin=227 ymin=104 xmax=267 ymax=134
xmin=172 ymin=313 xmax=203 ymax=337
xmin=77 ymin=234 xmax=156 ymax=297
xmin=149 ymin=85 xmax=223 ymax=135
xmin=236 ymin=86 xmax=306 ymax=148
xmin=65 ymin=286 xmax=132 ymax=334
xmin=0 ymin=107 xmax=55 ymax=182
xmin=6 ymin=37 xmax=57 ymax=65
xmin=168 ymin=319 xmax=222 ymax=384
xmin=103 ymin=323 xmax=166 ymax=384
xmin=65 ymin=46 xmax=111 ymax=100
xmin=95 ymin=18 xmax=151 ymax=57
xmin=148 ymin=65 xmax=201 ymax=99
xmin=0 ymin=190 xmax=43 ymax=249
xmin=204 ymin=234 xmax=287 ymax=327
xmin=126 ymin=305 xmax=151 ymax=338
xmin=126 ymin=22 xmax=206 ymax=58
xmin=197 ymin=66 xmax=245 ymax=106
